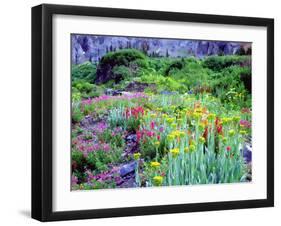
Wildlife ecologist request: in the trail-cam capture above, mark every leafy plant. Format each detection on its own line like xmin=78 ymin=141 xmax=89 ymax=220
xmin=72 ymin=61 xmax=97 ymax=82
xmin=203 ymin=55 xmax=250 ymax=71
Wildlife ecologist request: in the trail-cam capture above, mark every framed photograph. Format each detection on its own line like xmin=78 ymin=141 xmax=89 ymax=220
xmin=32 ymin=4 xmax=274 ymax=221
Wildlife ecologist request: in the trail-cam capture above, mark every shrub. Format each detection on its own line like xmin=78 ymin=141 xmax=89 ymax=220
xmin=240 ymin=67 xmax=252 ymax=93
xmin=169 ymin=61 xmax=210 ymax=90
xmin=112 ymin=65 xmax=133 ymax=80
xmin=95 ymin=49 xmax=148 ymax=83
xmin=72 ymin=61 xmax=97 ymax=82
xmin=72 ymin=107 xmax=83 ymax=123
xmin=209 ymin=65 xmax=251 ymax=92
xmin=164 ymin=59 xmax=186 ymax=76
xmin=72 ymin=150 xmax=84 ymax=167
xmin=86 ymin=151 xmax=110 ymax=172
xmin=203 ymin=55 xmax=250 ymax=71
xmin=101 ymin=49 xmax=146 ymax=65
xmin=73 ymin=80 xmax=94 ymax=93
xmin=72 ymin=80 xmax=103 ymax=99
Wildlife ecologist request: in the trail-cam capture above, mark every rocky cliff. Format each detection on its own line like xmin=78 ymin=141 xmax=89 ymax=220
xmin=72 ymin=35 xmax=250 ymax=64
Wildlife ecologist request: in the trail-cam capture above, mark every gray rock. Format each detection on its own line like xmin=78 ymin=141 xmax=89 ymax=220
xmin=126 ymin=134 xmax=137 ymax=143
xmin=112 ymin=90 xmax=123 ymax=96
xmin=72 ymin=35 xmax=247 ymax=65
xmin=242 ymin=144 xmax=252 ymax=163
xmin=125 ymin=81 xmax=156 ymax=92
xmin=104 ymin=88 xmax=113 ymax=95
xmin=120 ymin=161 xmax=137 ymax=177
xmin=160 ymin=91 xmax=178 ymax=95
xmin=80 ymin=115 xmax=94 ymax=127
xmin=104 ymin=88 xmax=123 ymax=96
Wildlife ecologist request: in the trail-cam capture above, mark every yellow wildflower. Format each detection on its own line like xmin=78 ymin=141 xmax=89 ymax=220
xmin=167 ymin=134 xmax=175 ymax=142
xmin=179 ymin=131 xmax=185 ymax=138
xmin=170 ymin=130 xmax=179 ymax=137
xmin=184 ymin=147 xmax=189 ymax=153
xmin=190 ymin=139 xmax=196 ymax=146
xmin=207 ymin=113 xmax=216 ymax=120
xmin=232 ymin=116 xmax=240 ymax=123
xmin=198 ymin=123 xmax=205 ymax=131
xmin=199 ymin=136 xmax=206 ymax=144
xmin=222 ymin=117 xmax=231 ymax=125
xmin=170 ymin=148 xmax=180 ymax=158
xmin=193 ymin=112 xmax=202 ymax=120
xmin=150 ymin=161 xmax=161 ymax=168
xmin=194 ymin=107 xmax=203 ymax=113
xmin=154 ymin=141 xmax=160 ymax=146
xmin=133 ymin=152 xmax=141 ymax=160
xmin=153 ymin=175 xmax=163 ymax=186
xmin=239 ymin=130 xmax=247 ymax=135
xmin=189 ymin=144 xmax=196 ymax=152
xmin=162 ymin=113 xmax=168 ymax=119
xmin=171 ymin=123 xmax=177 ymax=129
xmin=150 ymin=113 xmax=157 ymax=119
xmin=228 ymin=129 xmax=235 ymax=137
xmin=166 ymin=117 xmax=175 ymax=124
xmin=177 ymin=118 xmax=183 ymax=124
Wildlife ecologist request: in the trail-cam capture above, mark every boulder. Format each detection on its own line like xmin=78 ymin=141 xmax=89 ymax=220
xmin=125 ymin=81 xmax=156 ymax=92
xmin=242 ymin=144 xmax=252 ymax=163
xmin=120 ymin=161 xmax=137 ymax=177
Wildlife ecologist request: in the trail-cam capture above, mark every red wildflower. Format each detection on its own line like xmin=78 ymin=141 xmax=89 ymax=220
xmin=240 ymin=119 xmax=251 ymax=128
xmin=217 ymin=125 xmax=223 ymax=134
xmin=203 ymin=127 xmax=208 ymax=140
xmin=126 ymin=106 xmax=144 ymax=119
xmin=150 ymin=121 xmax=155 ymax=130
xmin=146 ymin=131 xmax=154 ymax=137
xmin=226 ymin=146 xmax=231 ymax=151
xmin=157 ymin=135 xmax=160 ymax=140
xmin=136 ymin=130 xmax=142 ymax=142
xmin=241 ymin=108 xmax=251 ymax=114
xmin=215 ymin=117 xmax=223 ymax=134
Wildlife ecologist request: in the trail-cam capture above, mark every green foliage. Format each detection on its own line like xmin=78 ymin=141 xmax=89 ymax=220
xmin=164 ymin=59 xmax=186 ymax=75
xmin=203 ymin=55 xmax=250 ymax=71
xmin=72 ymin=150 xmax=84 ymax=166
xmin=100 ymin=49 xmax=147 ymax=65
xmin=73 ymin=80 xmax=94 ymax=93
xmin=208 ymin=65 xmax=251 ymax=108
xmin=240 ymin=67 xmax=252 ymax=93
xmin=91 ymin=179 xmax=116 ymax=189
xmin=112 ymin=65 xmax=133 ymax=80
xmin=165 ymin=59 xmax=210 ymax=91
xmin=72 ymin=80 xmax=103 ymax=99
xmin=72 ymin=107 xmax=83 ymax=123
xmin=86 ymin=151 xmax=110 ymax=172
xmin=96 ymin=49 xmax=149 ymax=83
xmin=139 ymin=139 xmax=158 ymax=160
xmin=98 ymin=129 xmax=125 ymax=148
xmin=72 ymin=61 xmax=97 ymax=82
xmin=83 ymin=103 xmax=95 ymax=115
xmin=108 ymin=107 xmax=141 ymax=132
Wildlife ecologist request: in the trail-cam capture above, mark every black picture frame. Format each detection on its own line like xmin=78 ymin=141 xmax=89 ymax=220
xmin=32 ymin=3 xmax=274 ymax=222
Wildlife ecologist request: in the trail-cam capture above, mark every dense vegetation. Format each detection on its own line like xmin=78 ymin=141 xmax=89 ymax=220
xmin=71 ymin=48 xmax=252 ymax=190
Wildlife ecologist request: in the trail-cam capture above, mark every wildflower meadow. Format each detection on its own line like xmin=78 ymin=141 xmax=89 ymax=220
xmin=71 ymin=35 xmax=252 ymax=190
